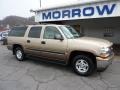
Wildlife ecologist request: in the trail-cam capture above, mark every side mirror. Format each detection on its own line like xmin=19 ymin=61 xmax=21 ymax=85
xmin=54 ymin=34 xmax=64 ymax=41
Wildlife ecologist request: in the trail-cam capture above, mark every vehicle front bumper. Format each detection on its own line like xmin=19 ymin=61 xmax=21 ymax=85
xmin=96 ymin=53 xmax=114 ymax=70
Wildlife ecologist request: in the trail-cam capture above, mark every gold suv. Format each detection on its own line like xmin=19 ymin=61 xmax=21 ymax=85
xmin=7 ymin=25 xmax=114 ymax=76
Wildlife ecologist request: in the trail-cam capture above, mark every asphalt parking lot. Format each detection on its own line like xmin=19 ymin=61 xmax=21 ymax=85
xmin=0 ymin=42 xmax=120 ymax=90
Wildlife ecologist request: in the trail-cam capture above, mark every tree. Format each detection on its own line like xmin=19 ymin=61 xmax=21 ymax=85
xmin=1 ymin=16 xmax=38 ymax=27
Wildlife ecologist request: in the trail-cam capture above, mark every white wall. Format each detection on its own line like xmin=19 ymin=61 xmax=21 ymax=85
xmin=64 ymin=17 xmax=120 ymax=44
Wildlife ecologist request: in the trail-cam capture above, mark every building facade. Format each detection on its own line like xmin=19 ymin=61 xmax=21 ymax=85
xmin=35 ymin=0 xmax=120 ymax=44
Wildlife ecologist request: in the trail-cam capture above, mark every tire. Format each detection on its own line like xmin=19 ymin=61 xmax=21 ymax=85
xmin=14 ymin=47 xmax=25 ymax=61
xmin=72 ymin=55 xmax=95 ymax=76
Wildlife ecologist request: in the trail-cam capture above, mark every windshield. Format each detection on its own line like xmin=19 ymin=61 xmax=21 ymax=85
xmin=59 ymin=25 xmax=82 ymax=39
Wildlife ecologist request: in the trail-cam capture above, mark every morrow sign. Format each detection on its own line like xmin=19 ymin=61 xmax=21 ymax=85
xmin=35 ymin=1 xmax=120 ymax=22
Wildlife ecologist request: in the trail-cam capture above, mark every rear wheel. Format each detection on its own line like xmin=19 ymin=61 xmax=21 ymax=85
xmin=14 ymin=47 xmax=25 ymax=61
xmin=72 ymin=55 xmax=95 ymax=76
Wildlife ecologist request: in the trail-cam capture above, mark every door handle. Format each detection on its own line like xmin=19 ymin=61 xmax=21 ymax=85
xmin=41 ymin=41 xmax=46 ymax=44
xmin=27 ymin=40 xmax=30 ymax=43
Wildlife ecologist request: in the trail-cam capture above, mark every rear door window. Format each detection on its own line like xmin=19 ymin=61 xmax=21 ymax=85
xmin=28 ymin=27 xmax=42 ymax=38
xmin=9 ymin=26 xmax=27 ymax=37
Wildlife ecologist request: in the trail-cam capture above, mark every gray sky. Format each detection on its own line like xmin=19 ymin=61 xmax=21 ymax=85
xmin=0 ymin=0 xmax=94 ymax=20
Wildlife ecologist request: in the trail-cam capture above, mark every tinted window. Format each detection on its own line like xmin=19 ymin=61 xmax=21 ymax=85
xmin=9 ymin=27 xmax=27 ymax=37
xmin=43 ymin=26 xmax=61 ymax=39
xmin=28 ymin=27 xmax=42 ymax=38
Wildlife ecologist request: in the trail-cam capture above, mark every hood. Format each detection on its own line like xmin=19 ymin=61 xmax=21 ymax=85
xmin=68 ymin=37 xmax=113 ymax=56
xmin=74 ymin=37 xmax=113 ymax=48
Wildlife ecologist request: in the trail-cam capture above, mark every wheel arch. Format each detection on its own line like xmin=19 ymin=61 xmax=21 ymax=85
xmin=12 ymin=44 xmax=23 ymax=55
xmin=68 ymin=51 xmax=96 ymax=67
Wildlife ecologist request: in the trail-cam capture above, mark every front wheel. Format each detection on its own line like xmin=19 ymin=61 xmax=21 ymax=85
xmin=14 ymin=47 xmax=25 ymax=61
xmin=72 ymin=55 xmax=95 ymax=76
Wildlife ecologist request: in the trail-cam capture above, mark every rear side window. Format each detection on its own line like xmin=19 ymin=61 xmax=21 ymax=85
xmin=28 ymin=27 xmax=42 ymax=38
xmin=9 ymin=27 xmax=27 ymax=37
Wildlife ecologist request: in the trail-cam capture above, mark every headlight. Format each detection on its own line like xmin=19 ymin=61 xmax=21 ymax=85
xmin=100 ymin=47 xmax=110 ymax=58
xmin=101 ymin=47 xmax=109 ymax=53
